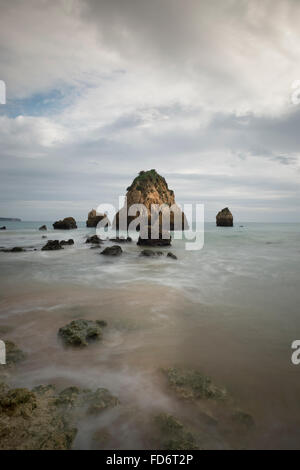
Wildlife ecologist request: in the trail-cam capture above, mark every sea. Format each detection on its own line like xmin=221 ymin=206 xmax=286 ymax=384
xmin=0 ymin=220 xmax=300 ymax=449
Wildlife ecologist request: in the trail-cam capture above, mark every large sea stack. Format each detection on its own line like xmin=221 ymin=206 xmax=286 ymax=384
xmin=216 ymin=207 xmax=233 ymax=227
xmin=86 ymin=209 xmax=110 ymax=228
xmin=114 ymin=170 xmax=188 ymax=232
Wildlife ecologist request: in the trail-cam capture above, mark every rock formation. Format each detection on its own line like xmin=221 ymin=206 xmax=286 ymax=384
xmin=42 ymin=240 xmax=63 ymax=251
xmin=58 ymin=319 xmax=107 ymax=347
xmin=0 ymin=226 xmax=6 ymax=230
xmin=114 ymin=170 xmax=188 ymax=232
xmin=100 ymin=245 xmax=122 ymax=256
xmin=53 ymin=217 xmax=77 ymax=230
xmin=86 ymin=209 xmax=110 ymax=228
xmin=39 ymin=225 xmax=47 ymax=231
xmin=216 ymin=207 xmax=233 ymax=227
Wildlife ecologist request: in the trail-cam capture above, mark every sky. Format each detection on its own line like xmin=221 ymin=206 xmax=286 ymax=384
xmin=0 ymin=0 xmax=300 ymax=222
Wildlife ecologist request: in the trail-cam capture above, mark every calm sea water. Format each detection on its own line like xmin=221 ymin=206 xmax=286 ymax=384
xmin=0 ymin=221 xmax=300 ymax=449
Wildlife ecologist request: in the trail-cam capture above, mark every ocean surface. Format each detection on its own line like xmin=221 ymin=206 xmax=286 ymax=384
xmin=0 ymin=221 xmax=300 ymax=449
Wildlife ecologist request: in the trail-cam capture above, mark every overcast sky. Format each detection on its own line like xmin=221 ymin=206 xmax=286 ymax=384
xmin=0 ymin=0 xmax=300 ymax=222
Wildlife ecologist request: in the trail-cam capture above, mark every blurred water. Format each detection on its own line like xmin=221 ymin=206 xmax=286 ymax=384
xmin=0 ymin=221 xmax=300 ymax=449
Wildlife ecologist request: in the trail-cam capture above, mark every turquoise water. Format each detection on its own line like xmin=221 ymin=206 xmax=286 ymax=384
xmin=0 ymin=221 xmax=300 ymax=448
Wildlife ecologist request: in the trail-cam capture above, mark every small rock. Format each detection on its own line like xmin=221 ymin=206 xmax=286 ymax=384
xmin=53 ymin=217 xmax=77 ymax=230
xmin=0 ymin=247 xmax=25 ymax=253
xmin=85 ymin=234 xmax=103 ymax=244
xmin=167 ymin=252 xmax=177 ymax=260
xmin=100 ymin=245 xmax=122 ymax=256
xmin=42 ymin=235 xmax=47 ymax=239
xmin=39 ymin=225 xmax=47 ymax=231
xmin=154 ymin=413 xmax=199 ymax=450
xmin=0 ymin=226 xmax=6 ymax=230
xmin=163 ymin=367 xmax=227 ymax=401
xmin=58 ymin=319 xmax=106 ymax=347
xmin=42 ymin=240 xmax=63 ymax=251
xmin=60 ymin=239 xmax=74 ymax=246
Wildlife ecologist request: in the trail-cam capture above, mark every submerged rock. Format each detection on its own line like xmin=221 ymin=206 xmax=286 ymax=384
xmin=100 ymin=245 xmax=122 ymax=256
xmin=140 ymin=249 xmax=164 ymax=257
xmin=85 ymin=234 xmax=103 ymax=244
xmin=114 ymin=169 xmax=188 ymax=231
xmin=0 ymin=247 xmax=25 ymax=253
xmin=232 ymin=410 xmax=254 ymax=428
xmin=0 ymin=383 xmax=77 ymax=450
xmin=39 ymin=225 xmax=47 ymax=231
xmin=167 ymin=252 xmax=177 ymax=260
xmin=55 ymin=386 xmax=119 ymax=415
xmin=42 ymin=240 xmax=62 ymax=251
xmin=53 ymin=217 xmax=77 ymax=230
xmin=163 ymin=367 xmax=227 ymax=401
xmin=86 ymin=209 xmax=110 ymax=228
xmin=216 ymin=207 xmax=233 ymax=227
xmin=59 ymin=239 xmax=74 ymax=246
xmin=58 ymin=319 xmax=107 ymax=347
xmin=154 ymin=413 xmax=199 ymax=450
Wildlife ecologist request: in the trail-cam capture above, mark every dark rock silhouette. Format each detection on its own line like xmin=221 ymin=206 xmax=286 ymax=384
xmin=216 ymin=207 xmax=233 ymax=227
xmin=53 ymin=217 xmax=77 ymax=230
xmin=100 ymin=245 xmax=122 ymax=256
xmin=86 ymin=209 xmax=110 ymax=228
xmin=39 ymin=225 xmax=47 ymax=231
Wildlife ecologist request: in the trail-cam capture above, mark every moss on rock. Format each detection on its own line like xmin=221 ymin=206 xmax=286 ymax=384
xmin=163 ymin=367 xmax=227 ymax=401
xmin=154 ymin=413 xmax=199 ymax=450
xmin=58 ymin=319 xmax=106 ymax=347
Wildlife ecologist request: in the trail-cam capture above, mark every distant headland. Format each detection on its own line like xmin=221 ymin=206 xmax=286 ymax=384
xmin=0 ymin=217 xmax=21 ymax=221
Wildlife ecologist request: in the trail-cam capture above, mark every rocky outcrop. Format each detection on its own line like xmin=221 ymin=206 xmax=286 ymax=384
xmin=216 ymin=207 xmax=233 ymax=227
xmin=163 ymin=367 xmax=227 ymax=401
xmin=39 ymin=225 xmax=47 ymax=231
xmin=0 ymin=247 xmax=25 ymax=253
xmin=58 ymin=319 xmax=107 ymax=347
xmin=0 ymin=382 xmax=119 ymax=450
xmin=100 ymin=245 xmax=122 ymax=256
xmin=42 ymin=240 xmax=62 ymax=251
xmin=167 ymin=252 xmax=177 ymax=260
xmin=0 ymin=226 xmax=6 ymax=230
xmin=53 ymin=217 xmax=77 ymax=230
xmin=114 ymin=170 xmax=188 ymax=232
xmin=140 ymin=250 xmax=164 ymax=257
xmin=85 ymin=235 xmax=103 ymax=245
xmin=59 ymin=239 xmax=74 ymax=246
xmin=86 ymin=209 xmax=110 ymax=228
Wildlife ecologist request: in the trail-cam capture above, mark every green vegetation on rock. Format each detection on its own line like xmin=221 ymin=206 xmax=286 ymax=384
xmin=58 ymin=319 xmax=106 ymax=347
xmin=163 ymin=367 xmax=227 ymax=401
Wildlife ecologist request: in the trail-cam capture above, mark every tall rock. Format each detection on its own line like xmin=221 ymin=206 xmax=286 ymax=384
xmin=114 ymin=170 xmax=188 ymax=231
xmin=216 ymin=207 xmax=233 ymax=227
